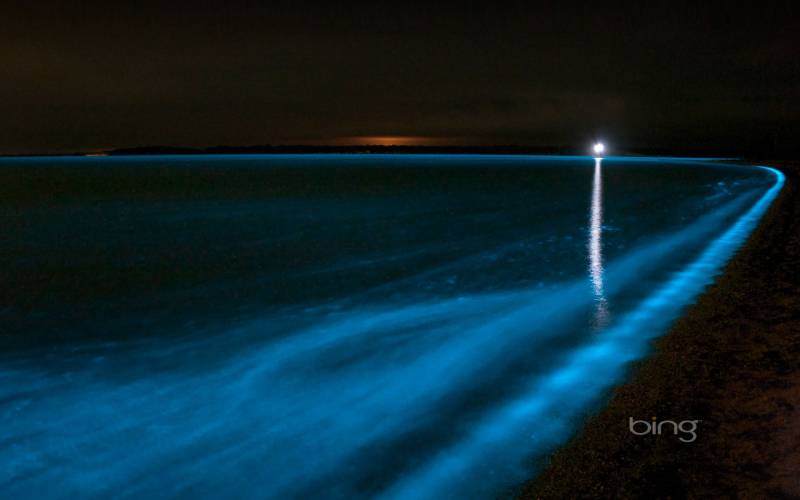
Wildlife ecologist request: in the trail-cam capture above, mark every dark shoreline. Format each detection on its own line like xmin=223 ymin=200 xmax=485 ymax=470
xmin=521 ymin=160 xmax=800 ymax=498
xmin=1 ymin=145 xmax=775 ymax=158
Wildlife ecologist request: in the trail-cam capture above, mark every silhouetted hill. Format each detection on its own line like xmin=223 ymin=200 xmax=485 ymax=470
xmin=105 ymin=144 xmax=786 ymax=158
xmin=3 ymin=143 xmax=797 ymax=159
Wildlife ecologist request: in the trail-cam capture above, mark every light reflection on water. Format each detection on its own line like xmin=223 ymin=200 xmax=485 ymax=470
xmin=588 ymin=157 xmax=609 ymax=327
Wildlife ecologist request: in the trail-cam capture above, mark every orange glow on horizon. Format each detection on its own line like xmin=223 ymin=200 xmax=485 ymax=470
xmin=328 ymin=136 xmax=449 ymax=146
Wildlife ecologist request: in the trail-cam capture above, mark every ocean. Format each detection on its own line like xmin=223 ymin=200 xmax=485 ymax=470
xmin=0 ymin=154 xmax=782 ymax=498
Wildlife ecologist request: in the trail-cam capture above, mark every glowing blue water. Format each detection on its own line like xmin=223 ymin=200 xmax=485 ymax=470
xmin=0 ymin=155 xmax=781 ymax=498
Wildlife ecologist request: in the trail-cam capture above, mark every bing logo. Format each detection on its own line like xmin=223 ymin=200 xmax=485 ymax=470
xmin=629 ymin=417 xmax=699 ymax=443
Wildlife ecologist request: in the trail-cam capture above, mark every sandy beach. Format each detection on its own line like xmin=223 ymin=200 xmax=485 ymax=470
xmin=522 ymin=160 xmax=800 ymax=498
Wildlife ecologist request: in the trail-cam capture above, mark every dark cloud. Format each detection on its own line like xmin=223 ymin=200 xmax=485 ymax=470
xmin=2 ymin=1 xmax=799 ymax=153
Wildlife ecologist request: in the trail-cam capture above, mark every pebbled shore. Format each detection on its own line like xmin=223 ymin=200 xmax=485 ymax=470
xmin=521 ymin=161 xmax=800 ymax=499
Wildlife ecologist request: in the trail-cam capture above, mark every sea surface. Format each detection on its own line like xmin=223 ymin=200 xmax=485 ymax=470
xmin=0 ymin=155 xmax=783 ymax=498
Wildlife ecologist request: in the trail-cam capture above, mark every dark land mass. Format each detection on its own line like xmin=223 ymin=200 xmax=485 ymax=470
xmin=103 ymin=145 xmax=800 ymax=159
xmin=106 ymin=145 xmax=575 ymax=156
xmin=3 ymin=144 xmax=796 ymax=159
xmin=521 ymin=160 xmax=800 ymax=498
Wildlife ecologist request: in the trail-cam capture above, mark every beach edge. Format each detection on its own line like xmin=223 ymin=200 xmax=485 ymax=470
xmin=520 ymin=160 xmax=800 ymax=498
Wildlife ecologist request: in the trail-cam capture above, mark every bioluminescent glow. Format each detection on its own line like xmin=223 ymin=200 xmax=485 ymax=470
xmin=588 ymin=157 xmax=608 ymax=326
xmin=382 ymin=166 xmax=784 ymax=500
xmin=0 ymin=155 xmax=782 ymax=499
xmin=592 ymin=142 xmax=605 ymax=156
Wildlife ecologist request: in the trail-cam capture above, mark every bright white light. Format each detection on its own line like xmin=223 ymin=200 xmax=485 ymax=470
xmin=593 ymin=142 xmax=605 ymax=155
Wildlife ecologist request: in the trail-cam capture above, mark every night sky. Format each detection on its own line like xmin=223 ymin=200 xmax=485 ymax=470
xmin=3 ymin=1 xmax=799 ymax=154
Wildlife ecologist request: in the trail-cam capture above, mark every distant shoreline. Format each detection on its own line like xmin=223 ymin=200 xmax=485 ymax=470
xmin=521 ymin=160 xmax=800 ymax=498
xmin=0 ymin=144 xmax=769 ymax=159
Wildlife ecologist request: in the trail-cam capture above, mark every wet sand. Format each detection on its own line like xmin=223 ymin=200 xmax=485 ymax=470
xmin=522 ymin=161 xmax=800 ymax=498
